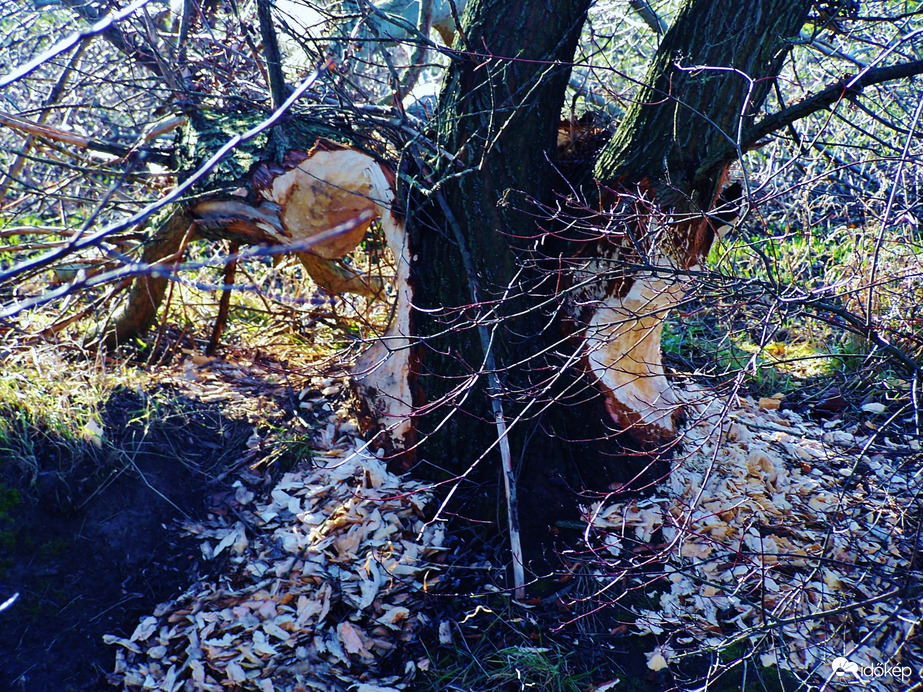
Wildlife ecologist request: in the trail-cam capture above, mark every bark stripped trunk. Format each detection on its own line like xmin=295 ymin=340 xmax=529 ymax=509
xmin=581 ymin=0 xmax=814 ymax=443
xmin=95 ymin=137 xmax=400 ymax=351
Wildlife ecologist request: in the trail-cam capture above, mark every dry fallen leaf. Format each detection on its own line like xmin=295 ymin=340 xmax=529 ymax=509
xmin=646 ymin=648 xmax=669 ymax=671
xmin=587 ymin=385 xmax=920 ymax=681
xmin=337 ymin=621 xmax=367 ymax=655
xmin=861 ymin=401 xmax=886 ymax=414
xmin=107 ymin=433 xmax=445 ymax=691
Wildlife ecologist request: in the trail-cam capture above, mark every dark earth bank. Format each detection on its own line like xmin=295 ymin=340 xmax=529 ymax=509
xmin=0 ymin=387 xmax=253 ymax=691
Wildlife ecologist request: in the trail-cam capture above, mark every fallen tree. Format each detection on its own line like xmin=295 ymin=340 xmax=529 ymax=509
xmin=93 ymin=113 xmax=401 ymax=349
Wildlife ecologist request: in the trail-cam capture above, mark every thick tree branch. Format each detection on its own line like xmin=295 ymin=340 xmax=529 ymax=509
xmin=596 ymin=0 xmax=814 ymax=206
xmin=697 ymin=59 xmax=923 ymax=180
xmin=628 ymin=0 xmax=667 ymax=34
xmin=177 ymin=0 xmax=194 ymax=55
xmin=399 ymin=0 xmax=434 ymax=99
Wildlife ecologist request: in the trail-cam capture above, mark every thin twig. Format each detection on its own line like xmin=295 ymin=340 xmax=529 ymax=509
xmin=696 ymin=58 xmax=923 ymax=181
xmin=207 ymin=241 xmax=240 ymax=355
xmin=433 ymin=190 xmax=526 ymax=601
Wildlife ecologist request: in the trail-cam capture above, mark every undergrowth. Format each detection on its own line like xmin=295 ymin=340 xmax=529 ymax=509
xmin=0 ymin=345 xmax=122 ymax=485
xmin=421 ymin=642 xmax=594 ymax=692
xmin=663 ymin=217 xmax=922 ymax=413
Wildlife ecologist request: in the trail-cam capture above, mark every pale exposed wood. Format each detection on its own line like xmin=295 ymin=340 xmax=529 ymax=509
xmin=294 ymin=251 xmax=384 ymax=298
xmin=260 ymin=149 xmax=384 ymax=259
xmin=98 ymin=143 xmax=400 ymax=347
xmin=585 ymin=265 xmax=685 ymax=436
xmin=352 ymin=204 xmax=414 ymax=452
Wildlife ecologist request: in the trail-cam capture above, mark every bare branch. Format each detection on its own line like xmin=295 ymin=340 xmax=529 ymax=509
xmin=0 ymin=62 xmax=332 ymax=289
xmin=58 ymin=0 xmax=169 ymax=79
xmin=0 ymin=112 xmax=174 ymax=166
xmin=0 ymin=0 xmax=153 ymax=89
xmin=697 ymin=58 xmax=923 ymax=181
xmin=257 ymin=0 xmax=289 ymax=111
xmin=0 ymin=39 xmax=87 ymax=198
xmin=627 ymin=0 xmax=667 ymax=35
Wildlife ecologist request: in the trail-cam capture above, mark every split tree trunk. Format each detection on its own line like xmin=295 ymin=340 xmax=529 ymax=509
xmin=90 ymin=0 xmax=818 ymax=536
xmin=583 ymin=0 xmax=814 ymax=441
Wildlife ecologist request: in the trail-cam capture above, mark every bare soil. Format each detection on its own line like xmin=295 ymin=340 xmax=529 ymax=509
xmin=0 ymin=387 xmax=253 ymax=690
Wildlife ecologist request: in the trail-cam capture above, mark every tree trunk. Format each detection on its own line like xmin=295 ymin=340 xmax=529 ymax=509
xmin=404 ymin=0 xmax=597 ymax=486
xmin=384 ymin=0 xmax=814 ymax=497
xmin=581 ymin=0 xmax=814 ymax=443
xmin=85 ymin=0 xmax=818 ymax=551
xmin=91 ymin=208 xmax=195 ymax=349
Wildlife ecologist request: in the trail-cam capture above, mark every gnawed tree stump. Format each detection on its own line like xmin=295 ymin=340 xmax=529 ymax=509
xmin=96 ymin=109 xmax=398 ymax=339
xmin=570 ymin=0 xmax=811 ymax=452
xmin=90 ymin=107 xmax=420 ymax=455
xmin=566 ymin=181 xmax=743 ymax=442
xmin=97 ymin=0 xmax=812 ymax=480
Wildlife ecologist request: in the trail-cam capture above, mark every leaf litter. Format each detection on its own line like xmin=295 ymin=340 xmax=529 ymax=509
xmin=106 ymin=353 xmax=921 ymax=690
xmin=106 ymin=376 xmax=445 ymax=691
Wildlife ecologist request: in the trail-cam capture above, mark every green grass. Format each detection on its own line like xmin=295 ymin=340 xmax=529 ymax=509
xmin=662 ymin=315 xmax=830 ymax=397
xmin=663 ymin=219 xmax=923 ymax=400
xmin=0 ymin=351 xmax=119 ymax=484
xmin=421 ymin=642 xmax=594 ymax=692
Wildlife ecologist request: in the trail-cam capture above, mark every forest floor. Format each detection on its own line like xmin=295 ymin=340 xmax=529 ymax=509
xmin=1 ymin=329 xmax=921 ymax=691
xmin=0 ymin=336 xmax=318 ymax=690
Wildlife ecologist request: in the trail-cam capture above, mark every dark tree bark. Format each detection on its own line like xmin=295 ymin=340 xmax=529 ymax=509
xmin=395 ymin=0 xmax=816 ymax=508
xmin=567 ymin=0 xmax=815 ymax=446
xmin=405 ymin=0 xmax=600 ymax=487
xmin=597 ymin=0 xmax=815 ymax=202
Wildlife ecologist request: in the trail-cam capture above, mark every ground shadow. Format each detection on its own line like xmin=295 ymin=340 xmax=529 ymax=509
xmin=0 ymin=386 xmax=252 ymax=691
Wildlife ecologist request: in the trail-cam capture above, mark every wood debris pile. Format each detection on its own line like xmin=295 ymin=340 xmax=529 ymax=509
xmin=106 ymin=437 xmax=444 ymax=691
xmin=587 ymin=387 xmax=921 ymax=685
